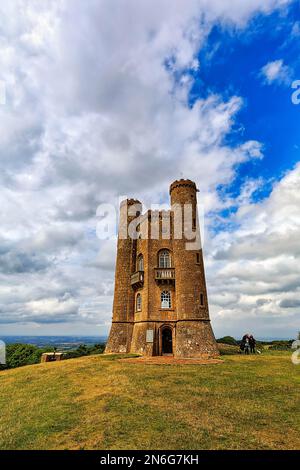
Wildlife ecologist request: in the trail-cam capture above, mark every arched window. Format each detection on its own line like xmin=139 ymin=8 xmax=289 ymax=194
xmin=136 ymin=293 xmax=142 ymax=312
xmin=161 ymin=291 xmax=171 ymax=309
xmin=137 ymin=254 xmax=144 ymax=272
xmin=159 ymin=250 xmax=171 ymax=268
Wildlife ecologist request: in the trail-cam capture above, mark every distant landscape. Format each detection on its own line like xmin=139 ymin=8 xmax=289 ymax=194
xmin=1 ymin=334 xmax=295 ymax=349
xmin=1 ymin=336 xmax=108 ymax=350
xmin=0 ymin=336 xmax=107 ymax=371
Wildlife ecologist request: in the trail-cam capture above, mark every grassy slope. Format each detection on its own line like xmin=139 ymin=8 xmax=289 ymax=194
xmin=0 ymin=352 xmax=299 ymax=450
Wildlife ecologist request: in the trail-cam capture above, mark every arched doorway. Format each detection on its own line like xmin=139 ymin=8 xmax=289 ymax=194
xmin=162 ymin=327 xmax=173 ymax=355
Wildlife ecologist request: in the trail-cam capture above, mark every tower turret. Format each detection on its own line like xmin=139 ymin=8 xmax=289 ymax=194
xmin=170 ymin=179 xmax=218 ymax=357
xmin=105 ymin=198 xmax=141 ymax=353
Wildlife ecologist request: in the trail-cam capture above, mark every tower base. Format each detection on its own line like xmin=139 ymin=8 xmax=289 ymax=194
xmin=105 ymin=322 xmax=133 ymax=354
xmin=175 ymin=320 xmax=219 ymax=358
xmin=130 ymin=322 xmax=158 ymax=356
xmin=105 ymin=320 xmax=219 ymax=358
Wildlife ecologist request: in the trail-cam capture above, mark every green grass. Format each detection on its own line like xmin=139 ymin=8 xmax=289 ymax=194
xmin=0 ymin=352 xmax=299 ymax=450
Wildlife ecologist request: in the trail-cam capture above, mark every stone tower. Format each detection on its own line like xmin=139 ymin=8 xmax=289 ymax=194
xmin=105 ymin=179 xmax=219 ymax=357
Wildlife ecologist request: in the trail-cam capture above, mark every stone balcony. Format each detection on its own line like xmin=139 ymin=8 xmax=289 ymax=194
xmin=155 ymin=268 xmax=175 ymax=285
xmin=130 ymin=271 xmax=144 ymax=289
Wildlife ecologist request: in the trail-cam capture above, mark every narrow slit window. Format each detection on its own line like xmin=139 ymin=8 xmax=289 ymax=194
xmin=136 ymin=293 xmax=142 ymax=312
xmin=137 ymin=254 xmax=144 ymax=272
xmin=200 ymin=293 xmax=204 ymax=306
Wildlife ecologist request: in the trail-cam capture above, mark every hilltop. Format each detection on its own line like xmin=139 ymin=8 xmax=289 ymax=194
xmin=0 ymin=352 xmax=299 ymax=450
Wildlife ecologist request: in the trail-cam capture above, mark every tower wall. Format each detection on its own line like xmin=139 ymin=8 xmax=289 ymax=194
xmin=175 ymin=321 xmax=219 ymax=357
xmin=105 ymin=199 xmax=141 ymax=353
xmin=170 ymin=180 xmax=219 ymax=357
xmin=130 ymin=212 xmax=176 ymax=356
xmin=130 ymin=214 xmax=153 ymax=355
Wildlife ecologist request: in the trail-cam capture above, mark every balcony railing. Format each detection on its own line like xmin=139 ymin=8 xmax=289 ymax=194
xmin=130 ymin=271 xmax=144 ymax=288
xmin=155 ymin=268 xmax=175 ymax=284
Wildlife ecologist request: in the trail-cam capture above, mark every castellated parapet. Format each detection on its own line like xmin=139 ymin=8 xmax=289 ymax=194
xmin=105 ymin=179 xmax=219 ymax=358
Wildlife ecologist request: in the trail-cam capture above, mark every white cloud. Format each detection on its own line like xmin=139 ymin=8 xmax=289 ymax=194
xmin=260 ymin=59 xmax=292 ymax=86
xmin=0 ymin=0 xmax=295 ymax=336
xmin=207 ymin=163 xmax=300 ymax=338
xmin=25 ymin=295 xmax=79 ymax=323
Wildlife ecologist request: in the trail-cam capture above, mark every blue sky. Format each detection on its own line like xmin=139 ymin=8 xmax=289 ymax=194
xmin=193 ymin=3 xmax=300 ymax=202
xmin=0 ymin=0 xmax=299 ymax=340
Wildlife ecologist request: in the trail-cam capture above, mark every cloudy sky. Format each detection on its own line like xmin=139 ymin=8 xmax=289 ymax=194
xmin=0 ymin=0 xmax=299 ymax=339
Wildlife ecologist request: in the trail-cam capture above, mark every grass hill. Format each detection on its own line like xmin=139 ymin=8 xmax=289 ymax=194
xmin=0 ymin=352 xmax=299 ymax=450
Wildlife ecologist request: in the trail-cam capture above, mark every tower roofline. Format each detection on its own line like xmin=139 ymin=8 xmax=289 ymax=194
xmin=120 ymin=198 xmax=142 ymax=208
xmin=169 ymin=179 xmax=198 ymax=195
